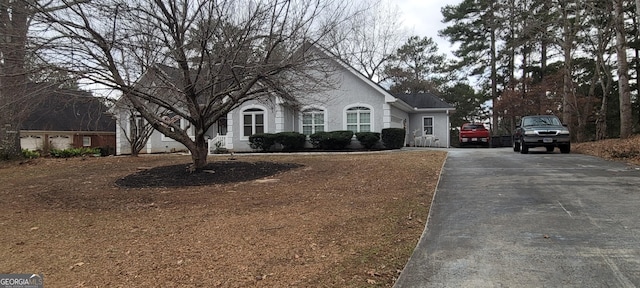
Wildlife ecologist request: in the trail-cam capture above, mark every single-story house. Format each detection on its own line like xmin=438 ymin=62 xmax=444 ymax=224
xmin=113 ymin=47 xmax=455 ymax=155
xmin=21 ymin=88 xmax=116 ymax=153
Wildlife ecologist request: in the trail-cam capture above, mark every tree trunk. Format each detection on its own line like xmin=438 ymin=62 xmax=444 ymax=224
xmin=188 ymin=134 xmax=209 ymax=172
xmin=0 ymin=123 xmax=21 ymax=160
xmin=614 ymin=0 xmax=633 ymax=139
xmin=540 ymin=38 xmax=548 ymax=114
xmin=561 ymin=2 xmax=574 ymax=128
xmin=0 ymin=1 xmax=29 ymax=160
xmin=490 ymin=3 xmax=498 ymax=137
xmin=562 ymin=49 xmax=573 ymax=126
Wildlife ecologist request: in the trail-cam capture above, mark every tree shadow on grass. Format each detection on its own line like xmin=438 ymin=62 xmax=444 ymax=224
xmin=116 ymin=161 xmax=302 ymax=188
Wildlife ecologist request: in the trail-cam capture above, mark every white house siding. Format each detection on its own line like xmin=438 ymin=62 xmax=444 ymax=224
xmin=227 ymin=101 xmax=276 ymax=152
xmin=407 ymin=111 xmax=451 ymax=147
xmin=113 ymin=49 xmax=453 ymax=154
xmin=386 ymin=105 xmax=409 ymax=129
xmin=114 ymin=109 xmax=193 ymax=155
xmin=298 ymin=65 xmax=387 ymax=134
xmin=144 ymin=132 xmax=189 ymax=153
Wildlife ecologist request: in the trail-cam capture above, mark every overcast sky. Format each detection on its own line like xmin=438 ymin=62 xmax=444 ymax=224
xmin=394 ymin=0 xmax=461 ymax=56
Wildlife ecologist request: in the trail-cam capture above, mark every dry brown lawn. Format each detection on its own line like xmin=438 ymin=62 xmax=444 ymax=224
xmin=0 ymin=150 xmax=446 ymax=287
xmin=2 ymin=135 xmax=637 ymax=287
xmin=573 ymin=134 xmax=640 ymax=166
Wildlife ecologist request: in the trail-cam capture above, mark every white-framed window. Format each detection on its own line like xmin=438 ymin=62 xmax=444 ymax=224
xmin=345 ymin=105 xmax=372 ymax=133
xmin=301 ymin=107 xmax=325 ymax=136
xmin=423 ymin=116 xmax=434 ymax=135
xmin=82 ymin=136 xmax=91 ymax=147
xmin=241 ymin=107 xmax=266 ymax=139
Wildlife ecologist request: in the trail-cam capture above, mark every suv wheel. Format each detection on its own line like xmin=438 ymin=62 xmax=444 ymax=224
xmin=520 ymin=141 xmax=529 ymax=154
xmin=560 ymin=143 xmax=571 ymax=154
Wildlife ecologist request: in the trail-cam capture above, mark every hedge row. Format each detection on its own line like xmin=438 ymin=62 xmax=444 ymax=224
xmin=248 ymin=128 xmax=405 ymax=152
xmin=21 ymin=147 xmax=103 ymax=159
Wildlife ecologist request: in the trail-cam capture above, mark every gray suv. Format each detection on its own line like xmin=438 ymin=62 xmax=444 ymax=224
xmin=513 ymin=115 xmax=570 ymax=154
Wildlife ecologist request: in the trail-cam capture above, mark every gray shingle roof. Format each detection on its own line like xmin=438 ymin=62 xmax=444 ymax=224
xmin=22 ymin=88 xmax=115 ymax=132
xmin=393 ymin=93 xmax=454 ymax=109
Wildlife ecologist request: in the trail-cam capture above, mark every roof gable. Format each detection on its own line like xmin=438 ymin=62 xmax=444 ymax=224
xmin=309 ymin=45 xmax=454 ymax=112
xmin=308 ymin=45 xmax=398 ymax=103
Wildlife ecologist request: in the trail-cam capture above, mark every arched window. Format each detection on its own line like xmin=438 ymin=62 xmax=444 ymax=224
xmin=346 ymin=106 xmax=371 ymax=133
xmin=242 ymin=107 xmax=265 ymax=137
xmin=301 ymin=107 xmax=325 ymax=136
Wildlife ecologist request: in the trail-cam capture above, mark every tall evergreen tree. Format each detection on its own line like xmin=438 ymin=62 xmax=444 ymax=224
xmin=384 ymin=36 xmax=446 ymax=94
xmin=440 ymin=0 xmax=500 ymax=134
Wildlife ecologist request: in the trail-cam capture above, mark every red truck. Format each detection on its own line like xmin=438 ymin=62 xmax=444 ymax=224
xmin=459 ymin=123 xmax=490 ymax=147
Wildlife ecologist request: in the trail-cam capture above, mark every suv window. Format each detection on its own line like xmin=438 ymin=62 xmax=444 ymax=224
xmin=522 ymin=116 xmax=561 ymax=127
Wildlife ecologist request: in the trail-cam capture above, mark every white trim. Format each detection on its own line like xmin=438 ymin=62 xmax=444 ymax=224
xmin=116 ymin=120 xmax=122 ymax=155
xmin=343 ymin=103 xmax=374 ymax=132
xmin=146 ymin=137 xmax=152 ymax=154
xmin=422 ymin=116 xmax=435 ymax=136
xmin=225 ymin=112 xmax=234 ymax=150
xmin=240 ymin=104 xmax=268 ymax=140
xmin=383 ymin=104 xmax=392 ymax=129
xmin=299 ymin=105 xmax=327 ymax=135
xmin=275 ymin=104 xmax=284 ymax=133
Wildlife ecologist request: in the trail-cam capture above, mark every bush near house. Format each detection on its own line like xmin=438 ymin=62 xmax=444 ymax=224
xmin=382 ymin=128 xmax=406 ymax=149
xmin=50 ymin=147 xmax=101 ymax=158
xmin=249 ymin=132 xmax=307 ymax=152
xmin=355 ymin=132 xmax=381 ymax=149
xmin=309 ymin=130 xmax=354 ymax=150
xmin=274 ymin=132 xmax=306 ymax=151
xmin=249 ymin=133 xmax=278 ymax=152
xmin=22 ymin=149 xmax=40 ymax=159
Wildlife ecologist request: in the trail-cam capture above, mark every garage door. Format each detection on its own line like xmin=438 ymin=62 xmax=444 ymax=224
xmin=20 ymin=135 xmax=43 ymax=150
xmin=49 ymin=135 xmax=72 ymax=150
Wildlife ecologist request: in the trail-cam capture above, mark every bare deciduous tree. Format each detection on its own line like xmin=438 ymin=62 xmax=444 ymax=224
xmin=323 ymin=0 xmax=407 ymax=82
xmin=37 ymin=0 xmax=359 ymax=170
xmin=110 ymin=98 xmax=155 ymax=156
xmin=613 ymin=0 xmax=633 ymax=139
xmin=1 ymin=0 xmax=87 ymax=160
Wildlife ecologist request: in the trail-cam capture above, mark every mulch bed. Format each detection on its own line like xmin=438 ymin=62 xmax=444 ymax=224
xmin=116 ymin=161 xmax=303 ymax=188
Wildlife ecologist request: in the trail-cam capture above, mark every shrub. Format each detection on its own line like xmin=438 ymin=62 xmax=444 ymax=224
xmin=249 ymin=133 xmax=277 ymax=152
xmin=275 ymin=132 xmax=306 ymax=151
xmin=50 ymin=147 xmax=100 ymax=158
xmin=310 ymin=130 xmax=354 ymax=150
xmin=22 ymin=149 xmax=40 ymax=159
xmin=382 ymin=128 xmax=405 ymax=149
xmin=308 ymin=131 xmax=327 ymax=149
xmin=356 ymin=132 xmax=381 ymax=149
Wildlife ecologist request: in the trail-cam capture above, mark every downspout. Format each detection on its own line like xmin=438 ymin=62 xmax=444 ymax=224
xmin=446 ymin=110 xmax=451 ymax=148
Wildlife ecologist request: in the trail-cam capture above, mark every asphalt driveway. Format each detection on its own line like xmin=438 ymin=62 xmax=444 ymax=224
xmin=395 ymin=147 xmax=640 ymax=287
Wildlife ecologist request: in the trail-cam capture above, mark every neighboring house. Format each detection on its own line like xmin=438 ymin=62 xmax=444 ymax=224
xmin=20 ymin=88 xmax=116 ymax=153
xmin=113 ymin=47 xmax=455 ymax=155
